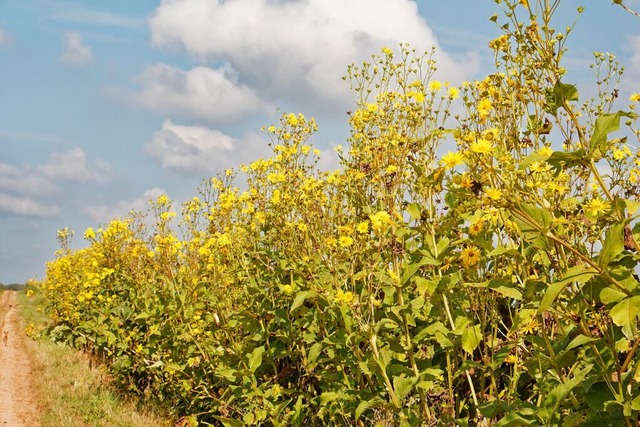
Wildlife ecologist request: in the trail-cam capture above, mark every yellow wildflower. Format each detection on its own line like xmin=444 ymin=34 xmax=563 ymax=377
xmin=356 ymin=221 xmax=370 ymax=234
xmin=630 ymin=93 xmax=640 ymax=102
xmin=335 ymin=289 xmax=355 ymax=305
xmin=370 ymin=211 xmax=392 ymax=232
xmin=460 ymin=246 xmax=481 ymax=268
xmin=338 ymin=236 xmax=354 ymax=248
xmin=428 ymin=80 xmax=442 ymax=92
xmin=539 ymin=146 xmax=553 ymax=157
xmin=468 ymin=219 xmax=484 ymax=236
xmin=485 ymin=187 xmax=503 ymax=202
xmin=441 ymin=151 xmax=465 ymax=169
xmin=469 ymin=138 xmax=494 ymax=154
xmin=83 ymin=227 xmax=96 ymax=240
xmin=448 ymin=87 xmax=460 ymax=99
xmin=584 ymin=198 xmax=610 ymax=217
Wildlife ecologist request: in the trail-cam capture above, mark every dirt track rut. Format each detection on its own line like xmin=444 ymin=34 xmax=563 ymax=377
xmin=0 ymin=291 xmax=40 ymax=426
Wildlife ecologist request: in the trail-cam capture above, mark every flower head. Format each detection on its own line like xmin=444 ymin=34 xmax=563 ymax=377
xmin=460 ymin=246 xmax=481 ymax=268
xmin=441 ymin=151 xmax=465 ymax=169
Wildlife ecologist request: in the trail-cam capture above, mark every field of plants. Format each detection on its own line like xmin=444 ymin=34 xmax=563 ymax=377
xmin=32 ymin=1 xmax=640 ymax=425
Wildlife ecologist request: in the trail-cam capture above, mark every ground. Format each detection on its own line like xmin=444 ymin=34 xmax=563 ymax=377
xmin=0 ymin=291 xmax=41 ymax=426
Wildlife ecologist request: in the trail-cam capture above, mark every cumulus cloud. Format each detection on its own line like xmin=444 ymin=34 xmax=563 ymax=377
xmin=131 ymin=64 xmax=271 ymax=125
xmin=38 ymin=147 xmax=112 ymax=183
xmin=145 ymin=119 xmax=271 ymax=175
xmin=149 ymin=0 xmax=478 ymax=109
xmin=84 ymin=187 xmax=167 ymax=223
xmin=59 ymin=31 xmax=93 ymax=66
xmin=0 ymin=193 xmax=60 ymax=217
xmin=0 ymin=163 xmax=57 ymax=196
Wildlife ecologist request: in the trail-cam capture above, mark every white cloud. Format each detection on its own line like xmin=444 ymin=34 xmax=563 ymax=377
xmin=0 ymin=193 xmax=60 ymax=217
xmin=38 ymin=147 xmax=112 ymax=183
xmin=149 ymin=0 xmax=478 ymax=109
xmin=146 ymin=119 xmax=271 ymax=175
xmin=131 ymin=64 xmax=271 ymax=125
xmin=59 ymin=31 xmax=93 ymax=66
xmin=0 ymin=163 xmax=57 ymax=196
xmin=84 ymin=187 xmax=167 ymax=223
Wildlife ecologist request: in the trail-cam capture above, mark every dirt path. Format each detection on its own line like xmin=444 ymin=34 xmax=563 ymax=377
xmin=0 ymin=291 xmax=41 ymax=426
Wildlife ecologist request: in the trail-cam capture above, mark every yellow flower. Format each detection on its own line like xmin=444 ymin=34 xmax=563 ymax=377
xmin=83 ymin=227 xmax=96 ymax=240
xmin=584 ymin=198 xmax=610 ymax=217
xmin=381 ymin=47 xmax=393 ymax=56
xmin=428 ymin=80 xmax=442 ymax=92
xmin=460 ymin=246 xmax=481 ymax=268
xmin=370 ymin=211 xmax=392 ymax=232
xmin=612 ymin=150 xmax=626 ymax=161
xmin=441 ymin=151 xmax=465 ymax=169
xmin=538 ymin=146 xmax=553 ymax=157
xmin=280 ymin=284 xmax=295 ymax=295
xmin=448 ymin=87 xmax=460 ymax=99
xmin=529 ymin=161 xmax=551 ymax=173
xmin=335 ymin=289 xmax=355 ymax=305
xmin=477 ymin=98 xmax=493 ymax=116
xmin=482 ymin=128 xmax=500 ymax=141
xmin=505 ymin=354 xmax=518 ymax=364
xmin=385 ymin=164 xmax=398 ymax=174
xmin=469 ymin=219 xmax=484 ymax=236
xmin=338 ymin=236 xmax=354 ymax=248
xmin=630 ymin=93 xmax=640 ymax=102
xmin=356 ymin=221 xmax=369 ymax=234
xmin=484 ymin=187 xmax=503 ymax=202
xmin=469 ymin=138 xmax=494 ymax=154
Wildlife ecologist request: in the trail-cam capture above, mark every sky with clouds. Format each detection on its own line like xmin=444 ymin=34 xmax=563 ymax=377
xmin=1 ymin=0 xmax=639 ymax=284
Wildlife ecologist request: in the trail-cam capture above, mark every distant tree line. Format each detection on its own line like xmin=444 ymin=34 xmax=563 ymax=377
xmin=0 ymin=283 xmax=25 ymax=291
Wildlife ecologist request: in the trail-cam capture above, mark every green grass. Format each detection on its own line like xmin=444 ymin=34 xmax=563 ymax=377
xmin=17 ymin=291 xmax=174 ymax=427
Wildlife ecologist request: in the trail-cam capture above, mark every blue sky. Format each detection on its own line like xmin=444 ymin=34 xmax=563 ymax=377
xmin=1 ymin=0 xmax=639 ymax=284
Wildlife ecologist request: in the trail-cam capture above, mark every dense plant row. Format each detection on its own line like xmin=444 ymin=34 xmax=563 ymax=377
xmin=35 ymin=1 xmax=640 ymax=425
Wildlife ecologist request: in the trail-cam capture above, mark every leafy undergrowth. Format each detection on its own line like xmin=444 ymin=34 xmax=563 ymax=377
xmin=32 ymin=1 xmax=640 ymax=426
xmin=19 ymin=291 xmax=173 ymax=427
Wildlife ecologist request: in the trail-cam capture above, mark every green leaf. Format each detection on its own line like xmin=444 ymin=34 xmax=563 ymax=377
xmin=591 ymin=112 xmax=620 ymax=151
xmin=213 ymin=417 xmax=244 ymax=427
xmin=461 ymin=324 xmax=482 ymax=355
xmin=566 ymin=334 xmax=600 ymax=351
xmin=247 ymin=345 xmax=265 ymax=373
xmin=586 ymin=382 xmax=616 ymax=411
xmin=599 ymin=220 xmax=626 ymax=267
xmin=610 ymin=296 xmax=640 ymax=339
xmin=513 ymin=203 xmax=552 ymax=244
xmin=489 ymin=280 xmax=523 ymax=300
xmin=393 ymin=376 xmax=418 ymax=401
xmin=540 ymin=366 xmax=591 ymax=419
xmin=494 ymin=412 xmax=535 ymax=427
xmin=544 ymin=80 xmax=579 ymax=114
xmin=290 ymin=290 xmax=316 ymax=313
xmin=538 ymin=265 xmax=597 ymax=313
xmin=546 ymin=149 xmax=588 ymax=170
xmin=355 ymin=397 xmax=383 ymax=420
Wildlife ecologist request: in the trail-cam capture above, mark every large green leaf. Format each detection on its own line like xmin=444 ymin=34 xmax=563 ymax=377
xmin=247 ymin=345 xmax=265 ymax=373
xmin=544 ymin=80 xmax=579 ymax=114
xmin=610 ymin=295 xmax=640 ymax=338
xmin=393 ymin=376 xmax=418 ymax=401
xmin=539 ymin=366 xmax=591 ymax=419
xmin=538 ymin=265 xmax=597 ymax=313
xmin=599 ymin=220 xmax=626 ymax=267
xmin=591 ymin=113 xmax=621 ymax=151
xmin=461 ymin=324 xmax=482 ymax=355
xmin=290 ymin=290 xmax=316 ymax=313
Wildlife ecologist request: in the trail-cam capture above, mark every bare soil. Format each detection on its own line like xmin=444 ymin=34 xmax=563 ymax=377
xmin=0 ymin=291 xmax=41 ymax=426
